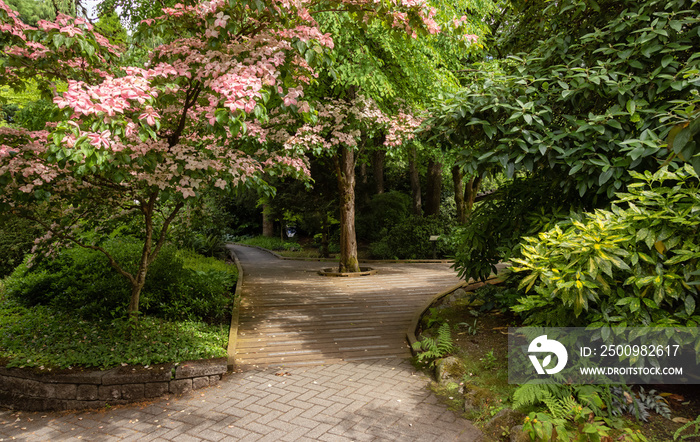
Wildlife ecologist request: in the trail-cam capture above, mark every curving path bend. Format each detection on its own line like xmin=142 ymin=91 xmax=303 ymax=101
xmin=0 ymin=245 xmax=483 ymax=441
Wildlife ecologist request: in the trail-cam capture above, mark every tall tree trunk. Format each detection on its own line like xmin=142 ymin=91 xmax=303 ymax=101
xmin=335 ymin=146 xmax=361 ymax=273
xmin=262 ymin=203 xmax=274 ymax=237
xmin=409 ymin=146 xmax=422 ymax=216
xmin=425 ymin=159 xmax=442 ymax=216
xmin=373 ymin=149 xmax=385 ymax=195
xmin=452 ymin=165 xmax=467 ymax=224
xmin=465 ymin=174 xmax=483 ymax=215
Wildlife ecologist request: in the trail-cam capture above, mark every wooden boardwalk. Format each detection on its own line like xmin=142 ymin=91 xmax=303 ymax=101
xmin=229 ymin=244 xmax=463 ymax=369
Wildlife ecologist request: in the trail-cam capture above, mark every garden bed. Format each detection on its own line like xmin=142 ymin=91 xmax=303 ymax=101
xmin=412 ymin=283 xmax=700 ymax=441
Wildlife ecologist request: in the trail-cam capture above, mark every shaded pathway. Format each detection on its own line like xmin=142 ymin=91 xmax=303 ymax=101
xmin=0 ymin=245 xmax=484 ymax=441
xmin=229 ymin=244 xmax=463 ymax=369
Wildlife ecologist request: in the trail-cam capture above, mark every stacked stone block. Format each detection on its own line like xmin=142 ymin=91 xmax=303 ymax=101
xmin=0 ymin=358 xmax=227 ymax=411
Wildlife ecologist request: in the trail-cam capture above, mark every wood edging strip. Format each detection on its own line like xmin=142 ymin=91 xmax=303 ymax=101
xmin=226 ymin=245 xmax=245 ymax=370
xmin=405 ymin=276 xmax=504 ymax=355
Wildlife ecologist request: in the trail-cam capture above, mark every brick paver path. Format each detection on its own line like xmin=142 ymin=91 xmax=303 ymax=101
xmin=0 ymin=245 xmax=484 ymax=441
xmin=231 ymin=244 xmax=463 ymax=368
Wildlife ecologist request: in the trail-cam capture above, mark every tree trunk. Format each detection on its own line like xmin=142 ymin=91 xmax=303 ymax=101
xmin=465 ymin=174 xmax=483 ymax=215
xmin=336 ymin=146 xmax=360 ymax=273
xmin=409 ymin=147 xmax=422 ymax=216
xmin=425 ymin=159 xmax=442 ymax=216
xmin=373 ymin=149 xmax=385 ymax=195
xmin=262 ymin=203 xmax=274 ymax=237
xmin=452 ymin=165 xmax=466 ymax=224
xmin=124 ymin=192 xmax=183 ymax=322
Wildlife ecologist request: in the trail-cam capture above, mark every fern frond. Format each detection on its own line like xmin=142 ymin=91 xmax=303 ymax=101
xmin=559 ymin=396 xmax=580 ymax=420
xmin=436 ymin=323 xmax=454 ymax=355
xmin=414 ymin=323 xmax=454 ymax=363
xmin=513 ymin=384 xmax=566 ymax=409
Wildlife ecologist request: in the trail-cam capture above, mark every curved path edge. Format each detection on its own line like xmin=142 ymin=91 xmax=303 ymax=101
xmin=226 ymin=245 xmax=245 ymax=369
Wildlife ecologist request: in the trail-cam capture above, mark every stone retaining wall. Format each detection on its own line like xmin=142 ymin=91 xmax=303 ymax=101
xmin=0 ymin=358 xmax=227 ymax=411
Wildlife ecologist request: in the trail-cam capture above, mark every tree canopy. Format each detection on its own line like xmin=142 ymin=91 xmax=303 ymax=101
xmin=429 ymin=0 xmax=700 ymax=199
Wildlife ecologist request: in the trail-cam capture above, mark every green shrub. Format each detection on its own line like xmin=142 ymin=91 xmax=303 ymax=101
xmin=512 ymin=165 xmax=700 ymax=328
xmin=452 ymin=175 xmax=598 ymax=282
xmin=4 ymin=239 xmax=236 ymax=323
xmin=369 ymin=215 xmax=455 ymax=259
xmin=14 ymin=100 xmax=59 ymax=131
xmin=0 ymin=216 xmax=42 ymax=278
xmin=356 ymin=191 xmax=411 ymax=241
xmin=237 ymin=235 xmax=301 ymax=252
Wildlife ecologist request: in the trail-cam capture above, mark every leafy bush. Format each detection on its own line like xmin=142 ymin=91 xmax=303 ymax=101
xmin=356 ymin=191 xmax=411 ymax=242
xmin=512 ymin=165 xmax=700 ymax=328
xmin=0 ymin=216 xmax=41 ymax=278
xmin=4 ymin=239 xmax=237 ymax=323
xmin=13 ymin=99 xmax=58 ymax=130
xmin=452 ymin=175 xmax=596 ymax=282
xmin=1 ymin=103 xmax=19 ymax=124
xmin=369 ymin=215 xmax=455 ymax=259
xmin=0 ymin=295 xmax=227 ymax=369
xmin=237 ymin=235 xmax=301 ymax=252
xmin=178 ymin=232 xmax=227 ymax=258
xmin=467 ymin=282 xmax=523 ymax=314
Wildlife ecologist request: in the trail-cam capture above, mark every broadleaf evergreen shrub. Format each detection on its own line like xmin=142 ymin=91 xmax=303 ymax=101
xmin=512 ymin=165 xmax=700 ymax=328
xmin=452 ymin=175 xmax=597 ymax=282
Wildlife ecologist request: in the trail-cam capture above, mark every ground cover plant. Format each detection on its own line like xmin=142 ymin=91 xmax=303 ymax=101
xmin=0 ymin=294 xmax=228 ymax=369
xmin=0 ymin=244 xmax=235 ymax=369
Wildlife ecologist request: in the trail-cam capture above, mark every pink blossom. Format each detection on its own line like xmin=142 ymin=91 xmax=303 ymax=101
xmin=138 ymin=106 xmax=160 ymax=126
xmin=59 ymin=25 xmax=83 ymax=37
xmin=88 ymin=130 xmax=111 ymax=149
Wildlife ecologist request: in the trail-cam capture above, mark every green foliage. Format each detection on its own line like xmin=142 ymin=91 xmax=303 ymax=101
xmin=675 ymin=414 xmax=700 ymax=440
xmin=512 ymin=165 xmax=700 ymax=327
xmin=13 ymin=99 xmax=59 ymax=130
xmin=0 ymin=295 xmax=227 ymax=369
xmin=609 ymin=386 xmax=671 ymax=422
xmin=356 ymin=190 xmax=411 ymax=242
xmin=467 ymin=283 xmax=522 ymax=314
xmin=482 ymin=349 xmax=497 ymax=370
xmin=1 ymin=103 xmax=18 ymax=124
xmin=517 ymin=385 xmax=649 ymax=441
xmin=452 ymin=175 xmax=592 ymax=282
xmin=522 ymin=401 xmax=614 ymax=442
xmin=514 ymin=384 xmax=606 ymax=416
xmin=94 ymin=12 xmax=128 ymax=48
xmin=430 ymin=0 xmax=700 ymax=197
xmin=3 ymin=0 xmax=55 ymax=26
xmin=456 ymin=318 xmax=478 ymax=335
xmin=4 ymin=239 xmax=237 ymax=323
xmin=412 ymin=322 xmax=454 ymax=364
xmin=179 ymin=233 xmax=227 ymax=258
xmin=0 ymin=215 xmax=41 ymax=278
xmin=237 ymin=235 xmax=301 ymax=252
xmin=369 ymin=214 xmax=455 ymax=259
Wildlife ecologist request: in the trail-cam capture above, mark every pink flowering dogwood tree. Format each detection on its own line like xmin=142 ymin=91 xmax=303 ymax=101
xmin=0 ymin=0 xmax=448 ymax=318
